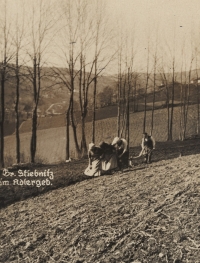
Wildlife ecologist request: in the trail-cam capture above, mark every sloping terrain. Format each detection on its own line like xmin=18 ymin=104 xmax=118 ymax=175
xmin=4 ymin=104 xmax=200 ymax=166
xmin=1 ymin=140 xmax=200 ymax=262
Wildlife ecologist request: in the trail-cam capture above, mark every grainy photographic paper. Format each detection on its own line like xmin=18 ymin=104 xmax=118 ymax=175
xmin=1 ymin=0 xmax=200 ymax=262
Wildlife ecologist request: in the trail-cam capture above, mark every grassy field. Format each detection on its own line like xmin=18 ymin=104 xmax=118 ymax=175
xmin=4 ymin=104 xmax=200 ymax=166
xmin=17 ymin=101 xmax=182 ymax=134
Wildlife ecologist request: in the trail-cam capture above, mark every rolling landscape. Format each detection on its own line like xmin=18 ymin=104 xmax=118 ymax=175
xmin=3 ymin=103 xmax=200 ymax=165
xmin=1 ymin=0 xmax=200 ymax=262
xmin=3 ymin=67 xmax=200 ymax=165
xmin=1 ymin=72 xmax=200 ymax=261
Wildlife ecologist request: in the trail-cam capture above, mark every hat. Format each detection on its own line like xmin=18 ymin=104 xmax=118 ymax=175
xmin=88 ymin=143 xmax=95 ymax=151
xmin=112 ymin=137 xmax=120 ymax=145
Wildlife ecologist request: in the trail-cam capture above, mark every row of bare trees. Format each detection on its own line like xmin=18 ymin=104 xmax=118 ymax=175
xmin=52 ymin=0 xmax=114 ymax=159
xmin=116 ymin=26 xmax=200 ymax=148
xmin=0 ymin=0 xmax=59 ymax=168
xmin=0 ymin=0 xmax=200 ymax=168
xmin=0 ymin=0 xmax=114 ymax=168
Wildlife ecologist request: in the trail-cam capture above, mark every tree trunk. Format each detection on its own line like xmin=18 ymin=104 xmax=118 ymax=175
xmin=169 ymin=82 xmax=175 ymax=141
xmin=126 ymin=94 xmax=130 ymax=149
xmin=120 ymin=75 xmax=128 ymax=138
xmin=179 ymin=83 xmax=183 ymax=141
xmin=65 ymin=108 xmax=70 ymax=160
xmin=70 ymin=102 xmax=81 ymax=158
xmin=183 ymin=83 xmax=191 ymax=139
xmin=196 ymin=65 xmax=199 ymax=135
xmin=121 ymin=79 xmax=127 ymax=136
xmin=30 ymin=107 xmax=37 ymax=163
xmin=169 ymin=59 xmax=175 ymax=141
xmin=133 ymin=80 xmax=137 ymax=112
xmin=143 ymin=84 xmax=148 ymax=133
xmin=197 ymin=83 xmax=200 ymax=135
xmin=150 ymin=75 xmax=156 ymax=136
xmin=0 ymin=73 xmax=5 ymax=168
xmin=167 ymin=98 xmax=170 ymax=140
xmin=79 ymin=57 xmax=88 ymax=157
xmin=126 ymin=72 xmax=130 ymax=161
xmin=117 ymin=75 xmax=121 ymax=137
xmin=92 ymin=76 xmax=97 ymax=143
xmin=81 ymin=115 xmax=87 ymax=157
xmin=30 ymin=57 xmax=38 ymax=163
xmin=15 ymin=56 xmax=20 ymax=163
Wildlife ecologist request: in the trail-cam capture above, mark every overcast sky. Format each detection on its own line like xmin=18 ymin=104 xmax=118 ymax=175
xmin=105 ymin=0 xmax=200 ymax=73
xmin=107 ymin=0 xmax=199 ymax=41
xmin=3 ymin=0 xmax=200 ymax=74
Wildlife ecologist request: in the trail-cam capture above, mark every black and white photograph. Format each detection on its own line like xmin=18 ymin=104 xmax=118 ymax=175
xmin=1 ymin=0 xmax=200 ymax=262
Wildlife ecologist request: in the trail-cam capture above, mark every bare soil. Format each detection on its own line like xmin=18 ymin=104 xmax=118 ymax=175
xmin=1 ymin=138 xmax=200 ymax=262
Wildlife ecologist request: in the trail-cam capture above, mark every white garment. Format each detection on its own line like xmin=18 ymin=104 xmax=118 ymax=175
xmin=112 ymin=137 xmax=128 ymax=153
xmin=84 ymin=159 xmax=101 ymax=176
xmin=101 ymin=154 xmax=118 ymax=171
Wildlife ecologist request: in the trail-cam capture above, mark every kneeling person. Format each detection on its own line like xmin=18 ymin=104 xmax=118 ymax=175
xmin=84 ymin=143 xmax=103 ymax=176
xmin=99 ymin=141 xmax=118 ymax=173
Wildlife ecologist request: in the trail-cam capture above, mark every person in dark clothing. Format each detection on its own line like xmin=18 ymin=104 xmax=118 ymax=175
xmin=84 ymin=143 xmax=103 ymax=176
xmin=140 ymin=132 xmax=156 ymax=164
xmin=99 ymin=141 xmax=118 ymax=173
xmin=112 ymin=137 xmax=129 ymax=170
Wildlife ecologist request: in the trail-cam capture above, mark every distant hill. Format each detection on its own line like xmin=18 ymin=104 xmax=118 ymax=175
xmin=4 ymin=66 xmax=118 ymax=117
xmin=5 ymin=84 xmax=200 ymax=136
xmin=4 ymin=66 xmax=200 ymax=115
xmin=4 ymin=66 xmax=200 ymax=136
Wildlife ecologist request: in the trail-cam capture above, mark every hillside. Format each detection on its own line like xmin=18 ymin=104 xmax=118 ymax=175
xmin=4 ymin=65 xmax=200 ymax=139
xmin=4 ymin=66 xmax=117 ymax=117
xmin=4 ymin=104 xmax=200 ymax=166
xmin=1 ymin=138 xmax=200 ymax=262
xmin=137 ymin=68 xmax=200 ymax=88
xmin=4 ymin=67 xmax=200 ymax=128
xmin=10 ymin=80 xmax=200 ymax=135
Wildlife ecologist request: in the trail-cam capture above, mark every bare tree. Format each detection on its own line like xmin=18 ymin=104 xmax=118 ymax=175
xmin=0 ymin=0 xmax=14 ymax=168
xmin=91 ymin=0 xmax=113 ymax=143
xmin=132 ymin=77 xmax=139 ymax=113
xmin=143 ymin=41 xmax=151 ymax=134
xmin=160 ymin=25 xmax=178 ymax=141
xmin=25 ymin=0 xmax=55 ymax=163
xmin=179 ymin=42 xmax=185 ymax=141
xmin=117 ymin=33 xmax=123 ymax=137
xmin=77 ymin=0 xmax=103 ymax=155
xmin=168 ymin=55 xmax=176 ymax=140
xmin=150 ymin=33 xmax=159 ymax=136
xmin=53 ymin=0 xmax=114 ymax=160
xmin=56 ymin=0 xmax=93 ymax=158
xmin=116 ymin=29 xmax=136 ymax=147
xmin=12 ymin=0 xmax=26 ymax=164
xmin=194 ymin=46 xmax=200 ymax=135
xmin=160 ymin=42 xmax=177 ymax=140
xmin=182 ymin=54 xmax=194 ymax=139
xmin=159 ymin=58 xmax=170 ymax=140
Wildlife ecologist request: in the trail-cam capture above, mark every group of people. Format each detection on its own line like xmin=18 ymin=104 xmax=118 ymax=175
xmin=84 ymin=137 xmax=128 ymax=176
xmin=84 ymin=132 xmax=156 ymax=177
